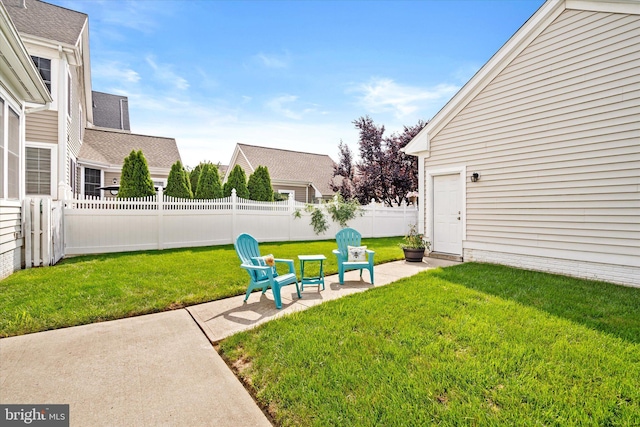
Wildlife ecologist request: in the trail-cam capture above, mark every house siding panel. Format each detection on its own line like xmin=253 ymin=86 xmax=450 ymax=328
xmin=273 ymin=184 xmax=310 ymax=203
xmin=0 ymin=201 xmax=22 ymax=280
xmin=234 ymin=156 xmax=253 ymax=177
xmin=25 ymin=110 xmax=58 ymax=144
xmin=425 ymin=9 xmax=640 ymax=286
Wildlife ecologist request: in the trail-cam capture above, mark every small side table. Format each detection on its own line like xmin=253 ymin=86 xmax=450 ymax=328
xmin=298 ymin=255 xmax=327 ymax=291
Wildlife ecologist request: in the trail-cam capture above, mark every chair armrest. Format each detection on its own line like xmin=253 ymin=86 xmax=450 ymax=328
xmin=274 ymin=258 xmax=295 ymax=274
xmin=366 ymin=250 xmax=375 ymax=264
xmin=240 ymin=263 xmax=274 ymax=278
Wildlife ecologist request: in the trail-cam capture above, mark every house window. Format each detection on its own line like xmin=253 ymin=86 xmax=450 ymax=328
xmin=84 ymin=168 xmax=101 ymax=197
xmin=278 ymin=189 xmax=294 ymax=199
xmin=0 ymin=99 xmax=4 ymax=199
xmin=31 ymin=56 xmax=51 ymax=93
xmin=1 ymin=101 xmax=23 ymax=200
xmin=26 ymin=147 xmax=52 ymax=195
xmin=7 ymin=108 xmax=20 ymax=199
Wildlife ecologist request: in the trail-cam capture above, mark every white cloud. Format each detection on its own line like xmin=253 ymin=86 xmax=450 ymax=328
xmin=351 ymin=78 xmax=459 ymax=119
xmin=130 ymin=100 xmax=355 ymax=169
xmin=145 ymin=56 xmax=189 ymax=90
xmin=92 ymin=61 xmax=141 ymax=83
xmin=255 ymin=52 xmax=290 ymax=69
xmin=265 ymin=95 xmax=319 ymax=120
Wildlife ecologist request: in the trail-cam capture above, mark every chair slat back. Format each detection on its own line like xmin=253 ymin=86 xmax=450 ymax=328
xmin=335 ymin=228 xmax=362 ymax=257
xmin=235 ymin=233 xmax=261 ymax=263
xmin=235 ymin=233 xmax=276 ymax=281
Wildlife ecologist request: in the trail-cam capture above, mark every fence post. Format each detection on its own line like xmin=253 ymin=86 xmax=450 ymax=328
xmin=288 ymin=192 xmax=295 ymax=241
xmin=370 ymin=198 xmax=376 ymax=238
xmin=32 ymin=198 xmax=40 ymax=267
xmin=42 ymin=198 xmax=51 ymax=266
xmin=23 ymin=198 xmax=32 ymax=269
xmin=157 ymin=187 xmax=164 ymax=250
xmin=231 ymin=188 xmax=237 ymax=243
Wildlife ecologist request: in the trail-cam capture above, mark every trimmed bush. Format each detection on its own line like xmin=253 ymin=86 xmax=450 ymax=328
xmin=195 ymin=163 xmax=223 ymax=199
xmin=223 ymin=165 xmax=249 ymax=198
xmin=165 ymin=160 xmax=193 ymax=199
xmin=247 ymin=165 xmax=274 ymax=201
xmin=118 ymin=150 xmax=155 ymax=198
xmin=189 ymin=163 xmax=203 ymax=196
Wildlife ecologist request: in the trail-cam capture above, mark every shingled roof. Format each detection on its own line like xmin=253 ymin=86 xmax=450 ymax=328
xmin=80 ymin=129 xmax=181 ymax=170
xmin=92 ymin=91 xmax=131 ymax=131
xmin=231 ymin=144 xmax=336 ymax=197
xmin=2 ymin=0 xmax=87 ymax=46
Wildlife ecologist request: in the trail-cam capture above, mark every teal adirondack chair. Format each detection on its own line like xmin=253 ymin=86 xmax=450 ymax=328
xmin=234 ymin=233 xmax=301 ymax=309
xmin=333 ymin=228 xmax=375 ymax=285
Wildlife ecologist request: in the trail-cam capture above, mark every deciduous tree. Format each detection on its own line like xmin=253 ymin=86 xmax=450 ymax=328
xmin=330 ymin=140 xmax=356 ymax=200
xmin=350 ymin=116 xmax=426 ymax=206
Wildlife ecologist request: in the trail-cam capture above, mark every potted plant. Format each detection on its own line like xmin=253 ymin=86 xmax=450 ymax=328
xmin=399 ymin=223 xmax=430 ymax=262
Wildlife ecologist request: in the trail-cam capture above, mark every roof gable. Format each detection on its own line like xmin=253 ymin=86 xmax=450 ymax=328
xmin=2 ymin=0 xmax=87 ymax=47
xmin=403 ymin=0 xmax=640 ymax=155
xmin=229 ymin=144 xmax=336 ymax=196
xmin=0 ymin=2 xmax=50 ymax=104
xmin=79 ymin=129 xmax=181 ymax=170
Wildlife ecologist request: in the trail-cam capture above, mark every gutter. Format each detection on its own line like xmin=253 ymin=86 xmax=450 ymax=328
xmin=25 ymin=102 xmax=51 ymax=114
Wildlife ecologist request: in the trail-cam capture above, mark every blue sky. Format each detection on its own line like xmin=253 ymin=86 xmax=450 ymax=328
xmin=52 ymin=0 xmax=545 ymax=168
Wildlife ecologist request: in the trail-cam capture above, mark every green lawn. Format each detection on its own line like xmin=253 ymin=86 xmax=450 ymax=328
xmin=219 ymin=263 xmax=640 ymax=426
xmin=0 ymin=237 xmax=403 ymax=337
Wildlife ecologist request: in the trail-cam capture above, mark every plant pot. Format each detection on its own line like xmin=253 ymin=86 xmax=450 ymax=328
xmin=403 ymin=247 xmax=425 ymax=262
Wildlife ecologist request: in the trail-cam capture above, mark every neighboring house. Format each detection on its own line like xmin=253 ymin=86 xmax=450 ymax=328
xmin=404 ymin=0 xmax=640 ymax=287
xmin=3 ymin=0 xmax=92 ymax=200
xmin=224 ymin=143 xmax=336 ymax=203
xmin=0 ymin=1 xmax=51 ymax=279
xmin=217 ymin=164 xmax=228 ymax=178
xmin=78 ymin=129 xmax=181 ymax=197
xmin=91 ymin=90 xmax=130 ymax=132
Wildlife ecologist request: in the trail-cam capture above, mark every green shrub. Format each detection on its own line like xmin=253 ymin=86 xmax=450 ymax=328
xmin=189 ymin=163 xmax=203 ymax=196
xmin=247 ymin=165 xmax=274 ymax=201
xmin=195 ymin=163 xmax=223 ymax=199
xmin=118 ymin=150 xmax=155 ymax=198
xmin=165 ymin=160 xmax=193 ymax=199
xmin=223 ymin=165 xmax=249 ymax=198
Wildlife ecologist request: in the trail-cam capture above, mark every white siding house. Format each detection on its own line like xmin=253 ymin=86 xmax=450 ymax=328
xmin=0 ymin=2 xmax=51 ymax=279
xmin=404 ymin=0 xmax=640 ymax=287
xmin=4 ymin=0 xmax=93 ymax=200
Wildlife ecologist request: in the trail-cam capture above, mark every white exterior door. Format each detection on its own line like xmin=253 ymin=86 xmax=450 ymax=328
xmin=433 ymin=174 xmax=462 ymax=255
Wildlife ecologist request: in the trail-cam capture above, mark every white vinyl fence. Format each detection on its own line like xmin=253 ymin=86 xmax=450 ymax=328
xmin=64 ymin=189 xmax=418 ymax=255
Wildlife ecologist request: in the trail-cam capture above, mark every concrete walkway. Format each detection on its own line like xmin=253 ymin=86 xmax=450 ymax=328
xmin=0 ymin=258 xmax=457 ymax=427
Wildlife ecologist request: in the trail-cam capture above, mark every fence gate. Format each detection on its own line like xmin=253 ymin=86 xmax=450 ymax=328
xmin=23 ymin=198 xmax=64 ymax=268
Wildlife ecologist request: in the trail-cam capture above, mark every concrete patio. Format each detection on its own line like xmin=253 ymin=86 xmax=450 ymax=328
xmin=0 ymin=258 xmax=458 ymax=426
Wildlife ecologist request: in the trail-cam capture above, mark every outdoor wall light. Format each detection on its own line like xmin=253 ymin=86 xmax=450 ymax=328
xmin=470 ymin=172 xmax=480 ymax=182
